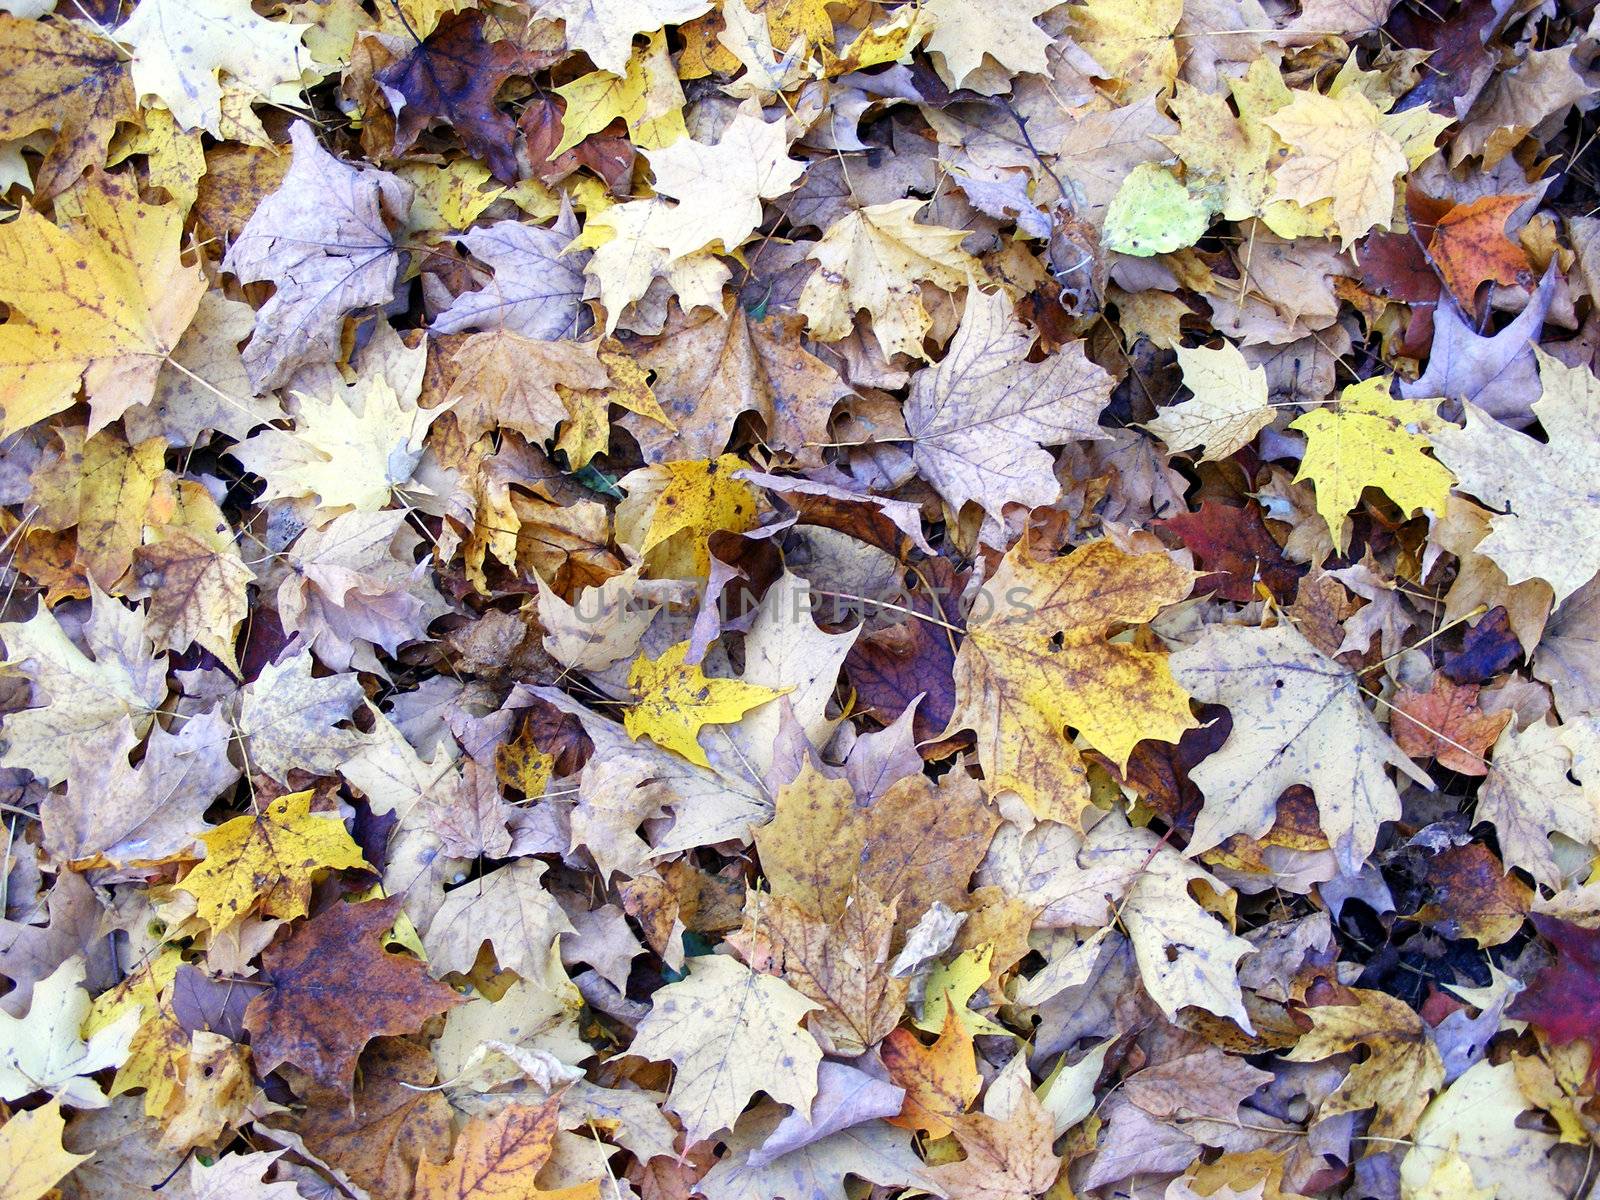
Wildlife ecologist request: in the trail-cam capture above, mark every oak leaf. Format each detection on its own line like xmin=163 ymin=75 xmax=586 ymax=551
xmin=948 ymin=539 xmax=1197 ymax=828
xmin=244 ymin=897 xmax=466 ymax=1095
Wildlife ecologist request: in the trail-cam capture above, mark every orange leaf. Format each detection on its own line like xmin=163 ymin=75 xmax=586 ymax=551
xmin=1428 ymin=193 xmax=1533 ymax=312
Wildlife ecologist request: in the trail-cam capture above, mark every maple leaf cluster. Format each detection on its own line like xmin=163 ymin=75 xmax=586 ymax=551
xmin=3 ymin=0 xmax=1600 ymax=1197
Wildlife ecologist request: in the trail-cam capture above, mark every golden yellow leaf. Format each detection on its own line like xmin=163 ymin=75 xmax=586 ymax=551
xmin=754 ymin=761 xmax=998 ymax=930
xmin=797 ymin=198 xmax=979 ymax=361
xmin=30 ymin=427 xmax=168 ymax=592
xmin=1285 ymin=987 xmax=1444 ymax=1138
xmin=1264 ymin=88 xmax=1409 ymax=246
xmin=555 ymin=338 xmax=676 ymax=469
xmin=618 ymin=454 xmax=760 ymax=577
xmin=624 ymin=640 xmax=789 ymax=767
xmin=0 ymin=1100 xmax=89 ymax=1200
xmin=176 ymin=790 xmax=370 ymax=930
xmin=948 ymin=539 xmax=1197 ymax=827
xmin=414 ymin=1096 xmax=599 ymax=1200
xmin=917 ymin=947 xmax=1012 ymax=1039
xmin=0 ymin=15 xmax=134 ymax=199
xmin=1068 ymin=0 xmax=1181 ymax=100
xmin=551 ymin=32 xmax=684 ymax=156
xmin=1290 ymin=377 xmax=1454 ymax=552
xmin=0 ymin=171 xmax=204 ymax=436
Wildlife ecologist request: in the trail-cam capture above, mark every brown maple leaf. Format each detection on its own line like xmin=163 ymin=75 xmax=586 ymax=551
xmin=243 ymin=897 xmax=466 ymax=1095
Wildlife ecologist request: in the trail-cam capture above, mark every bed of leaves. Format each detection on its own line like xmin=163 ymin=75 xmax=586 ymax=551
xmin=2 ymin=0 xmax=1600 ymax=1197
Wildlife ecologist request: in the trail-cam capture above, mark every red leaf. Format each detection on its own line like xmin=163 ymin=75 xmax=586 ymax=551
xmin=1510 ymin=915 xmax=1600 ymax=1083
xmin=1155 ymin=500 xmax=1304 ymax=603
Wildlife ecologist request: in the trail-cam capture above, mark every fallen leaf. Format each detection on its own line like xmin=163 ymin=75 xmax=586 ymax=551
xmin=244 ymin=896 xmax=465 ymax=1095
xmin=624 ymin=640 xmax=790 ymax=767
xmin=1289 ymin=376 xmax=1454 ymax=551
xmin=0 ymin=1100 xmax=89 ymax=1200
xmin=0 ymin=171 xmax=204 ymax=436
xmin=1171 ymin=621 xmax=1432 ymax=872
xmin=1286 ymin=987 xmax=1444 ymax=1137
xmin=906 ymin=289 xmax=1114 ymax=541
xmin=177 ymin=790 xmax=370 ymax=930
xmin=222 ymin=123 xmax=412 ymax=390
xmin=629 ymin=953 xmax=821 ymax=1147
xmin=798 ymin=199 xmax=979 ymax=361
xmin=949 ymin=539 xmax=1197 ymax=827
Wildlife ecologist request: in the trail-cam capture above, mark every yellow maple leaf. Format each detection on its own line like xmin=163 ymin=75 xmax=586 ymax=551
xmin=617 ymin=454 xmax=759 ymax=577
xmin=1285 ymin=987 xmax=1444 ymax=1138
xmin=948 ymin=539 xmax=1197 ymax=828
xmin=1068 ymin=0 xmax=1181 ymax=101
xmin=414 ymin=1098 xmax=600 ymax=1200
xmin=176 ymin=790 xmax=370 ymax=930
xmin=624 ymin=640 xmax=789 ymax=767
xmin=83 ymin=946 xmax=186 ymax=1118
xmin=556 ymin=338 xmax=676 ymax=469
xmin=798 ymin=198 xmax=979 ymax=361
xmin=0 ymin=1100 xmax=89 ymax=1200
xmin=1144 ymin=341 xmax=1273 ymax=463
xmin=551 ymin=31 xmax=685 ymax=156
xmin=0 ymin=171 xmax=204 ymax=437
xmin=1291 ymin=376 xmax=1454 ymax=551
xmin=1264 ymin=87 xmax=1409 ymax=246
xmin=29 ymin=427 xmax=168 ymax=592
xmin=916 ymin=946 xmax=1012 ymax=1039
